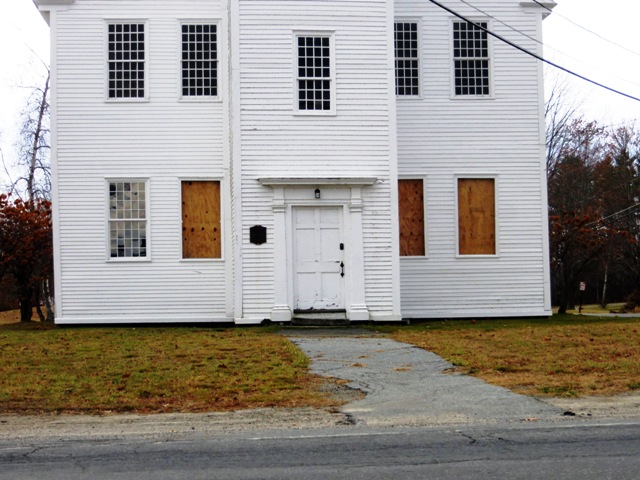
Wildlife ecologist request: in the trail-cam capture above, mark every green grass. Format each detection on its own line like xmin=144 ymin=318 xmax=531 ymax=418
xmin=0 ymin=322 xmax=338 ymax=414
xmin=371 ymin=315 xmax=640 ymax=398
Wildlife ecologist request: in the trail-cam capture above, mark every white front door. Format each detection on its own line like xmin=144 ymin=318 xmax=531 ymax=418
xmin=293 ymin=206 xmax=344 ymax=311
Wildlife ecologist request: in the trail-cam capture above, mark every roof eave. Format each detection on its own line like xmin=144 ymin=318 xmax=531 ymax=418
xmin=520 ymin=1 xmax=557 ymax=19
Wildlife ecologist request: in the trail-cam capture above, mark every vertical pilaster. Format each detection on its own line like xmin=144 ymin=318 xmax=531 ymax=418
xmin=270 ymin=187 xmax=292 ymax=321
xmin=347 ymin=187 xmax=370 ymax=320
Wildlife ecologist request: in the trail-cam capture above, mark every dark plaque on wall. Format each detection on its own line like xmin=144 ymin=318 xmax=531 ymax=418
xmin=250 ymin=225 xmax=267 ymax=245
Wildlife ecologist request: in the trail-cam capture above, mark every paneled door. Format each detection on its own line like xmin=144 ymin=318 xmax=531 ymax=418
xmin=293 ymin=207 xmax=344 ymax=311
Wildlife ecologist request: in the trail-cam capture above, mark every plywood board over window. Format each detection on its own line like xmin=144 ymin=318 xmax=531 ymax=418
xmin=398 ymin=179 xmax=425 ymax=256
xmin=182 ymin=181 xmax=221 ymax=258
xmin=458 ymin=178 xmax=495 ymax=255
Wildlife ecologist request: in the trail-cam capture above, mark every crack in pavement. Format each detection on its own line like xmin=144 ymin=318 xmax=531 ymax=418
xmin=287 ymin=330 xmax=564 ymax=427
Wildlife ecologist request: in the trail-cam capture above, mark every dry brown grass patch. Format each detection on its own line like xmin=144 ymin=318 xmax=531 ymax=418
xmin=374 ymin=316 xmax=640 ymax=398
xmin=0 ymin=322 xmax=341 ymax=414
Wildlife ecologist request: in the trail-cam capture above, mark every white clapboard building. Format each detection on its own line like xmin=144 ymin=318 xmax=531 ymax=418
xmin=36 ymin=0 xmax=554 ymax=324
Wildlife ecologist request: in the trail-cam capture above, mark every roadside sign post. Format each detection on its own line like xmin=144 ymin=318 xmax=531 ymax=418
xmin=579 ymin=282 xmax=586 ymax=314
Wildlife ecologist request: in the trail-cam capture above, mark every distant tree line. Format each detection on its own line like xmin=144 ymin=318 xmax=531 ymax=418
xmin=546 ymin=81 xmax=640 ymax=313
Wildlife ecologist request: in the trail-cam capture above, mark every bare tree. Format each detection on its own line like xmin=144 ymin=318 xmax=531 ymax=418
xmin=0 ymin=69 xmax=54 ymax=321
xmin=13 ymin=69 xmax=51 ymax=201
xmin=545 ymin=74 xmax=582 ymax=180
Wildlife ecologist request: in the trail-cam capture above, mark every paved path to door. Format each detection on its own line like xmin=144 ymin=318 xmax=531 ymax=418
xmin=284 ymin=328 xmax=563 ymax=427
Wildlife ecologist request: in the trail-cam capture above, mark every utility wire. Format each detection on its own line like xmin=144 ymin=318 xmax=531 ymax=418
xmin=585 ymin=203 xmax=640 ymax=227
xmin=532 ymin=0 xmax=640 ymax=59
xmin=456 ymin=0 xmax=640 ymax=91
xmin=457 ymin=0 xmax=543 ymax=47
xmin=427 ymin=0 xmax=640 ymax=103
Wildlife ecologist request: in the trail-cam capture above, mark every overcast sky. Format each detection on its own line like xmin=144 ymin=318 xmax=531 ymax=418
xmin=1 ymin=0 xmax=639 ymax=187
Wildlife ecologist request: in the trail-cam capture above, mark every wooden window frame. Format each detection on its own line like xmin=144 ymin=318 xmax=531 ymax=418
xmin=450 ymin=19 xmax=493 ymax=99
xmin=179 ymin=21 xmax=219 ymax=100
xmin=293 ymin=30 xmax=336 ymax=116
xmin=106 ymin=178 xmax=150 ymax=262
xmin=105 ymin=20 xmax=148 ymax=102
xmin=394 ymin=20 xmax=421 ymax=97
xmin=398 ymin=177 xmax=427 ymax=257
xmin=180 ymin=179 xmax=222 ymax=260
xmin=456 ymin=176 xmax=498 ymax=256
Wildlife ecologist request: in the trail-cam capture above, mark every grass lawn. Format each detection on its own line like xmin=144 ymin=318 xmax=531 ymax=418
xmin=372 ymin=315 xmax=640 ymax=398
xmin=0 ymin=318 xmax=338 ymax=414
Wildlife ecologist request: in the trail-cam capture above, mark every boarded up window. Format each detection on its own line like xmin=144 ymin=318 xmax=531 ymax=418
xmin=398 ymin=179 xmax=425 ymax=256
xmin=458 ymin=178 xmax=496 ymax=255
xmin=182 ymin=181 xmax=221 ymax=258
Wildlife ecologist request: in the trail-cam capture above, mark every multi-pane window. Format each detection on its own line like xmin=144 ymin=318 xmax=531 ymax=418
xmin=109 ymin=181 xmax=147 ymax=258
xmin=398 ymin=179 xmax=425 ymax=256
xmin=108 ymin=23 xmax=145 ymax=99
xmin=453 ymin=21 xmax=490 ymax=96
xmin=181 ymin=181 xmax=221 ymax=259
xmin=457 ymin=178 xmax=496 ymax=255
xmin=394 ymin=22 xmax=420 ymax=96
xmin=181 ymin=24 xmax=218 ymax=97
xmin=297 ymin=35 xmax=332 ymax=112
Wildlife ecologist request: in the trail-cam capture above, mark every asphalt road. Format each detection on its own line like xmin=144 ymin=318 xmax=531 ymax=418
xmin=2 ymin=421 xmax=640 ymax=479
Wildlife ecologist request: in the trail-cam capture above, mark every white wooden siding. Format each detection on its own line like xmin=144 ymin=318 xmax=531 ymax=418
xmin=396 ymin=0 xmax=551 ymax=317
xmin=46 ymin=0 xmax=551 ymax=323
xmin=236 ymin=0 xmax=398 ymax=319
xmin=53 ymin=0 xmax=230 ymax=323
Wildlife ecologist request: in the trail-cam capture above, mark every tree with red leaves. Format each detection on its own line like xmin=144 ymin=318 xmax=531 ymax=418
xmin=0 ymin=194 xmax=53 ymax=322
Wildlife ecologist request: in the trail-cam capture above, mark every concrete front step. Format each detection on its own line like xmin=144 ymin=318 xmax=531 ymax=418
xmin=291 ymin=312 xmax=350 ymax=327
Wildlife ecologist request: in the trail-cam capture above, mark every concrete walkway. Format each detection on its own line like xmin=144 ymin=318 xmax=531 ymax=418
xmin=284 ymin=328 xmax=563 ymax=427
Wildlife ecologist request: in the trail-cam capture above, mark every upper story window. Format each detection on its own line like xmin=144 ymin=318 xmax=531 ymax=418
xmin=181 ymin=23 xmax=218 ymax=98
xmin=108 ymin=180 xmax=147 ymax=259
xmin=453 ymin=21 xmax=490 ymax=96
xmin=107 ymin=22 xmax=146 ymax=99
xmin=394 ymin=22 xmax=420 ymax=96
xmin=296 ymin=33 xmax=334 ymax=113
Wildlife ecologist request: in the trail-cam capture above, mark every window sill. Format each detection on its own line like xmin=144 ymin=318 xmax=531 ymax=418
xmin=449 ymin=95 xmax=495 ymax=101
xmin=178 ymin=97 xmax=222 ymax=103
xmin=105 ymin=98 xmax=151 ymax=104
xmin=106 ymin=257 xmax=151 ymax=263
xmin=179 ymin=258 xmax=224 ymax=262
xmin=293 ymin=110 xmax=337 ymax=117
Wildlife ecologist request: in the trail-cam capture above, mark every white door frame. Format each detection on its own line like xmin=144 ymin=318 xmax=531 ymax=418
xmin=258 ymin=177 xmax=376 ymax=321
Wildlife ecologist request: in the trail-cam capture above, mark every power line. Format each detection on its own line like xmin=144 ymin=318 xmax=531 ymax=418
xmin=456 ymin=0 xmax=640 ymax=92
xmin=532 ymin=0 xmax=640 ymax=59
xmin=585 ymin=203 xmax=640 ymax=228
xmin=457 ymin=0 xmax=543 ymax=47
xmin=427 ymin=0 xmax=640 ymax=103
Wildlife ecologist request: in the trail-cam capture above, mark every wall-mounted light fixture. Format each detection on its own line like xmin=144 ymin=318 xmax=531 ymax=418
xmin=314 ymin=188 xmax=321 ymax=199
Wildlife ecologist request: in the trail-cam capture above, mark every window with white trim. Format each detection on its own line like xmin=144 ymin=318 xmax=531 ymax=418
xmin=181 ymin=23 xmax=218 ymax=97
xmin=394 ymin=22 xmax=420 ymax=96
xmin=109 ymin=181 xmax=147 ymax=258
xmin=453 ymin=21 xmax=490 ymax=96
xmin=296 ymin=34 xmax=333 ymax=112
xmin=107 ymin=22 xmax=145 ymax=99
